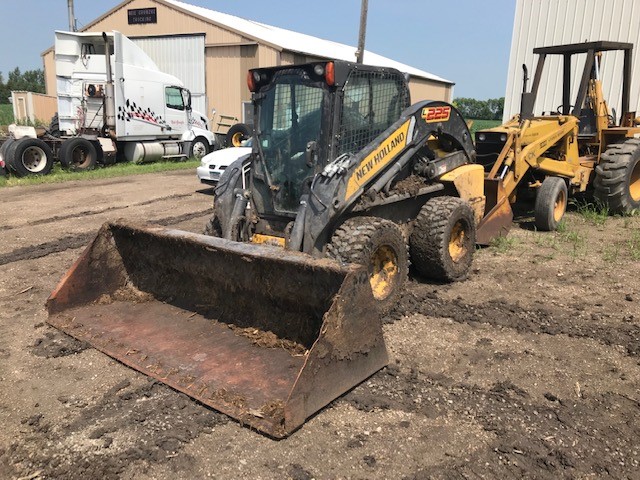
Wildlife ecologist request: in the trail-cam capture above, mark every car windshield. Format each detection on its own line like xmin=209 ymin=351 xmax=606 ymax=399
xmin=256 ymin=74 xmax=324 ymax=213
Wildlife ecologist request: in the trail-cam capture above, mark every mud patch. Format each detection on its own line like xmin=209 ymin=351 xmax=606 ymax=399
xmin=0 ymin=234 xmax=94 ymax=266
xmin=388 ymin=283 xmax=640 ymax=356
xmin=343 ymin=364 xmax=640 ymax=479
xmin=1 ymin=380 xmax=228 ymax=480
xmin=393 ymin=175 xmax=425 ymax=197
xmin=30 ymin=330 xmax=89 ymax=358
xmin=0 ymin=209 xmax=211 ymax=267
xmin=228 ymin=324 xmax=307 ymax=355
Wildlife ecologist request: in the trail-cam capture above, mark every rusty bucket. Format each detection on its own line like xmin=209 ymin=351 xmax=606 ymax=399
xmin=47 ymin=222 xmax=388 ymax=438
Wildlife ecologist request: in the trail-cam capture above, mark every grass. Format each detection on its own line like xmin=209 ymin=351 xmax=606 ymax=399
xmin=628 ymin=229 xmax=640 ymax=261
xmin=0 ymin=104 xmax=14 ymax=126
xmin=490 ymin=234 xmax=518 ymax=253
xmin=573 ymin=200 xmax=609 ymax=226
xmin=469 ymin=119 xmax=501 ymax=135
xmin=0 ymin=159 xmax=200 ymax=188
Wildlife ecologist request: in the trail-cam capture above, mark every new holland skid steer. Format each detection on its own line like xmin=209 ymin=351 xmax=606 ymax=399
xmin=47 ymin=60 xmax=510 ymax=437
xmin=475 ymin=41 xmax=640 ymax=230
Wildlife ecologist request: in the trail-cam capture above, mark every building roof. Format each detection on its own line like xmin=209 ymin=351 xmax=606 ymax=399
xmin=163 ymin=0 xmax=453 ymax=85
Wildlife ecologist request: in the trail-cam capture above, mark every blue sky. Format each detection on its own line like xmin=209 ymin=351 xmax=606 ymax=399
xmin=0 ymin=0 xmax=516 ymax=99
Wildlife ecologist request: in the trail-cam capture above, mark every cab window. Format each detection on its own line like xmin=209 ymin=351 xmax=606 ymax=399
xmin=166 ymin=87 xmax=184 ymax=110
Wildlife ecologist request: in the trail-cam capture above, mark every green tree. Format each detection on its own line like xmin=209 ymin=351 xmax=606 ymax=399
xmin=0 ymin=68 xmax=46 ymax=104
xmin=453 ymin=97 xmax=504 ymax=120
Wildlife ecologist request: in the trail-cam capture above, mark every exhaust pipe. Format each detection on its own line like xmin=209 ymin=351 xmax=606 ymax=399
xmin=102 ymin=32 xmax=116 ymax=132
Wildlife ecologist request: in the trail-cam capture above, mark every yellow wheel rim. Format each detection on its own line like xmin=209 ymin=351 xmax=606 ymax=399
xmin=231 ymin=132 xmax=244 ymax=147
xmin=448 ymin=221 xmax=468 ymax=263
xmin=370 ymin=245 xmax=399 ymax=300
xmin=630 ymin=159 xmax=640 ymax=202
xmin=553 ymin=188 xmax=567 ymax=222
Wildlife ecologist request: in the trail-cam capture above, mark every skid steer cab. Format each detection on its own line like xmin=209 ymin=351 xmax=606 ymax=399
xmin=209 ymin=60 xmax=503 ymax=313
xmin=476 ymin=41 xmax=640 ymax=232
xmin=48 ymin=61 xmax=506 ymax=439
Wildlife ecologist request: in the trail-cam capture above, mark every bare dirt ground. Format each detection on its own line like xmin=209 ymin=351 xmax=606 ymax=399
xmin=1 ymin=170 xmax=639 ymax=479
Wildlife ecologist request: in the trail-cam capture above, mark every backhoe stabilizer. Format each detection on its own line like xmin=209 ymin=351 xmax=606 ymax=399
xmin=46 ymin=221 xmax=388 ymax=438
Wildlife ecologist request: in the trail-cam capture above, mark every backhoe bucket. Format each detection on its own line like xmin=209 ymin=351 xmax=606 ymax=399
xmin=476 ymin=178 xmax=513 ymax=245
xmin=46 ymin=222 xmax=387 ymax=438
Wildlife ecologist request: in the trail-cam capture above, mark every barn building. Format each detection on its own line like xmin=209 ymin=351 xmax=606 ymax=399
xmin=41 ymin=0 xmax=454 ymax=125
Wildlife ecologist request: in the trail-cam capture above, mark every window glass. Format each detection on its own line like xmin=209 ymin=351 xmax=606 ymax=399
xmin=166 ymin=87 xmax=184 ymax=110
xmin=257 ymin=75 xmax=324 ymax=212
xmin=338 ymin=72 xmax=408 ymax=155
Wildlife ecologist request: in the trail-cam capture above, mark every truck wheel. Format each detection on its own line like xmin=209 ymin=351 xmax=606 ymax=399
xmin=8 ymin=138 xmax=54 ymax=177
xmin=59 ymin=138 xmax=98 ymax=171
xmin=226 ymin=123 xmax=251 ymax=147
xmin=410 ymin=196 xmax=476 ymax=282
xmin=327 ymin=216 xmax=408 ymax=314
xmin=0 ymin=138 xmax=15 ymax=176
xmin=594 ymin=138 xmax=640 ymax=213
xmin=48 ymin=113 xmax=61 ymax=138
xmin=189 ymin=136 xmax=210 ymax=160
xmin=534 ymin=176 xmax=568 ymax=231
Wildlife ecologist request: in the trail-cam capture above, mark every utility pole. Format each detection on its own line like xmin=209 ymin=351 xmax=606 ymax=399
xmin=67 ymin=0 xmax=76 ymax=31
xmin=356 ymin=0 xmax=368 ymax=63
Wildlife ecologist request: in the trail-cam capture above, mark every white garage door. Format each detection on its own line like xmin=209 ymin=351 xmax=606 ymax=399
xmin=132 ymin=34 xmax=207 ymax=115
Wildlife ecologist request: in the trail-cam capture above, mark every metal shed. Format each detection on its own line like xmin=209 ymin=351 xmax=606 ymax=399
xmin=504 ymin=0 xmax=640 ymax=121
xmin=41 ymin=0 xmax=454 ymax=124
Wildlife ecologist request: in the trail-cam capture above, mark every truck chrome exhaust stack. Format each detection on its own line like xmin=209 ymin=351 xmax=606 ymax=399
xmin=102 ymin=32 xmax=116 ymax=132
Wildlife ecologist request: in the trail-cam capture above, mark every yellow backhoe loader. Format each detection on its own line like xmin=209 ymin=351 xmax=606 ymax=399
xmin=475 ymin=41 xmax=640 ymax=230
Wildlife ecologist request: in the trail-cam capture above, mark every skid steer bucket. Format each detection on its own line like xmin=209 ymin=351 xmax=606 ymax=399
xmin=46 ymin=222 xmax=388 ymax=438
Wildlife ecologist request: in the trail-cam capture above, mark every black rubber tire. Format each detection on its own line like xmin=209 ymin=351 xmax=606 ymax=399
xmin=594 ymin=138 xmax=640 ymax=213
xmin=0 ymin=138 xmax=15 ymax=176
xmin=8 ymin=138 xmax=54 ymax=177
xmin=204 ymin=215 xmax=223 ymax=237
xmin=189 ymin=136 xmax=210 ymax=160
xmin=534 ymin=176 xmax=568 ymax=231
xmin=326 ymin=216 xmax=408 ymax=314
xmin=226 ymin=123 xmax=252 ymax=147
xmin=59 ymin=137 xmax=98 ymax=171
xmin=48 ymin=113 xmax=60 ymax=137
xmin=410 ymin=196 xmax=476 ymax=282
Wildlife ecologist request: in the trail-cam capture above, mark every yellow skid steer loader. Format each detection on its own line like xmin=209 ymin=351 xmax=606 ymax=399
xmin=48 ymin=61 xmax=510 ymax=437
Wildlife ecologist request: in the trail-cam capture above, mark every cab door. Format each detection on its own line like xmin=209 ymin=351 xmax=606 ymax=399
xmin=163 ymin=86 xmax=189 ymax=134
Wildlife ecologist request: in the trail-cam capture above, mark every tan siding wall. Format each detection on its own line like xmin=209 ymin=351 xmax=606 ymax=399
xmin=240 ymin=45 xmax=259 ymax=104
xmin=206 ymin=46 xmax=243 ymax=121
xmin=43 ymin=51 xmax=56 ymax=96
xmin=85 ymin=0 xmax=247 ymax=44
xmin=280 ymin=51 xmax=324 ymax=66
xmin=258 ymin=45 xmax=280 ymax=67
xmin=408 ymin=79 xmax=452 ymax=103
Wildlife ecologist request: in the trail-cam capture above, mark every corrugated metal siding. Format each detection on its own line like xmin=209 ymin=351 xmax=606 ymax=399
xmin=259 ymin=45 xmax=280 ymax=67
xmin=206 ymin=45 xmax=243 ymax=120
xmin=43 ymin=52 xmax=56 ymax=96
xmin=132 ymin=35 xmax=207 ymax=113
xmin=84 ymin=0 xmax=247 ymax=44
xmin=505 ymin=0 xmax=640 ymax=121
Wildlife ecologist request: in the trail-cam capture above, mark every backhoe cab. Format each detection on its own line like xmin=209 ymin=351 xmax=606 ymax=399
xmin=476 ymin=41 xmax=640 ymax=231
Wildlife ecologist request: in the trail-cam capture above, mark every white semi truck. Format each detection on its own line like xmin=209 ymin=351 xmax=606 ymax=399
xmin=2 ymin=30 xmax=220 ymax=177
